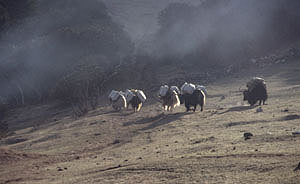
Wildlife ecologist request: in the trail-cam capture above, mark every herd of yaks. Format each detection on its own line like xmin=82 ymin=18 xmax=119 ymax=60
xmin=108 ymin=77 xmax=268 ymax=113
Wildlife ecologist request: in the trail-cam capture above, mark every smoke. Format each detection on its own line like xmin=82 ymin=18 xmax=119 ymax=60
xmin=0 ymin=0 xmax=134 ymax=105
xmin=149 ymin=0 xmax=300 ymax=64
xmin=1 ymin=0 xmax=300 ymax=105
xmin=102 ymin=0 xmax=202 ymax=44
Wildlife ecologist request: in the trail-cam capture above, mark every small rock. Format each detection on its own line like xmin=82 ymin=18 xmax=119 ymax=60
xmin=282 ymin=108 xmax=289 ymax=112
xmin=292 ymin=131 xmax=300 ymax=135
xmin=57 ymin=168 xmax=63 ymax=171
xmin=244 ymin=132 xmax=253 ymax=140
xmin=233 ymin=147 xmax=236 ymax=150
xmin=256 ymin=107 xmax=263 ymax=113
xmin=64 ymin=167 xmax=68 ymax=170
xmin=137 ymin=157 xmax=142 ymax=160
xmin=89 ymin=122 xmax=98 ymax=125
xmin=75 ymin=156 xmax=80 ymax=160
xmin=112 ymin=139 xmax=120 ymax=144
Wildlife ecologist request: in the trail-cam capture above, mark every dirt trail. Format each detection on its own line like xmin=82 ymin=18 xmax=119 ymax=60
xmin=1 ymin=62 xmax=300 ymax=183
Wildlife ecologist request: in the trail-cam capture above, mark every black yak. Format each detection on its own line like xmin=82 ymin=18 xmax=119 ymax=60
xmin=180 ymin=89 xmax=206 ymax=112
xmin=129 ymin=95 xmax=142 ymax=112
xmin=243 ymin=77 xmax=268 ymax=106
xmin=125 ymin=89 xmax=146 ymax=112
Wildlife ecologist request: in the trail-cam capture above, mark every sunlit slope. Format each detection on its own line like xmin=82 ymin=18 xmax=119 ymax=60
xmin=1 ymin=59 xmax=300 ymax=183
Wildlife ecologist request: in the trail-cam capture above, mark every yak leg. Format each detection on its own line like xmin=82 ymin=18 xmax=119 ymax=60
xmin=193 ymin=105 xmax=197 ymax=112
xmin=259 ymin=100 xmax=262 ymax=105
xmin=127 ymin=103 xmax=130 ymax=109
xmin=185 ymin=104 xmax=190 ymax=112
xmin=170 ymin=106 xmax=174 ymax=112
xmin=132 ymin=104 xmax=135 ymax=112
xmin=164 ymin=105 xmax=167 ymax=111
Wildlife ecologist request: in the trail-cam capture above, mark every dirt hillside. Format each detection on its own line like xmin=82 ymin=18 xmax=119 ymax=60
xmin=0 ymin=59 xmax=300 ymax=183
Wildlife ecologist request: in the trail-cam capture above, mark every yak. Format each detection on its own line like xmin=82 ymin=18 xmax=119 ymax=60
xmin=126 ymin=89 xmax=145 ymax=112
xmin=128 ymin=95 xmax=143 ymax=112
xmin=243 ymin=82 xmax=268 ymax=106
xmin=160 ymin=90 xmax=180 ymax=112
xmin=180 ymin=89 xmax=206 ymax=112
xmin=112 ymin=94 xmax=127 ymax=111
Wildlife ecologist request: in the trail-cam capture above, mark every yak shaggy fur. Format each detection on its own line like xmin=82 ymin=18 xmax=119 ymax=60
xmin=181 ymin=89 xmax=206 ymax=112
xmin=243 ymin=83 xmax=268 ymax=106
xmin=161 ymin=90 xmax=181 ymax=112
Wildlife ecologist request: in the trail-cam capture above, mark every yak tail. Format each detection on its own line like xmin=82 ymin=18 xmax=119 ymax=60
xmin=201 ymin=90 xmax=206 ymax=105
xmin=174 ymin=94 xmax=181 ymax=107
xmin=136 ymin=103 xmax=142 ymax=112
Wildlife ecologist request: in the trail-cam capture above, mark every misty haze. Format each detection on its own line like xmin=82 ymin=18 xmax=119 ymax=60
xmin=0 ymin=0 xmax=300 ymax=183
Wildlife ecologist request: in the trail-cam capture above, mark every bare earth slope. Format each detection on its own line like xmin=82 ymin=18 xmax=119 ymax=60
xmin=1 ymin=61 xmax=300 ymax=183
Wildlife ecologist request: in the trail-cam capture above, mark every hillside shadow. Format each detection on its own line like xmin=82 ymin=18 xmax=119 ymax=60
xmin=218 ymin=105 xmax=257 ymax=115
xmin=89 ymin=109 xmax=138 ymax=117
xmin=279 ymin=114 xmax=300 ymax=121
xmin=123 ymin=112 xmax=187 ymax=131
xmin=225 ymin=119 xmax=269 ymax=127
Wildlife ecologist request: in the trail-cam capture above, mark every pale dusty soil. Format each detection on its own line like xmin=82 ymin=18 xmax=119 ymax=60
xmin=1 ymin=62 xmax=300 ymax=184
